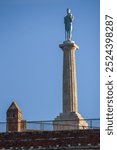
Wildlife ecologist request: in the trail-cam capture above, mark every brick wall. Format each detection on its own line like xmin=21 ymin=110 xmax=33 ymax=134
xmin=0 ymin=129 xmax=100 ymax=150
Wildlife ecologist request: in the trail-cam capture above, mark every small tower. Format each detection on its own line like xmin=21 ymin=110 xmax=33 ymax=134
xmin=6 ymin=101 xmax=26 ymax=132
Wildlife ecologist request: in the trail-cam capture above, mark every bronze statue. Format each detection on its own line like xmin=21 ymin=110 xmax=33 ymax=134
xmin=64 ymin=8 xmax=74 ymax=41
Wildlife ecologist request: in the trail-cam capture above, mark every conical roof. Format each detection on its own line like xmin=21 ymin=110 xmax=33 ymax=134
xmin=7 ymin=101 xmax=22 ymax=112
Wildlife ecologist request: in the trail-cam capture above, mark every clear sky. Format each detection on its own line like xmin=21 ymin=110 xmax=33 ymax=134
xmin=0 ymin=0 xmax=100 ymax=122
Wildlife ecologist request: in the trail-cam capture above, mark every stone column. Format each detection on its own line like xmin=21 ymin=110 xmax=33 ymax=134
xmin=53 ymin=41 xmax=88 ymax=130
xmin=59 ymin=42 xmax=79 ymax=113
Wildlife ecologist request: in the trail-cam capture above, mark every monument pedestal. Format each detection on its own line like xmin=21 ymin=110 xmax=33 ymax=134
xmin=53 ymin=112 xmax=88 ymax=130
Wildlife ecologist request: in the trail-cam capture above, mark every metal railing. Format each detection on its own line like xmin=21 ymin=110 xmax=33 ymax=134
xmin=0 ymin=118 xmax=100 ymax=133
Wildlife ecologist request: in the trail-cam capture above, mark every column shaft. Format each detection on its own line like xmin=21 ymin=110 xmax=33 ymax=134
xmin=60 ymin=43 xmax=78 ymax=113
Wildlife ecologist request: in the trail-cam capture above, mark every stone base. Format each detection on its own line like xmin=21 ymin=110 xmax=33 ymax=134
xmin=60 ymin=41 xmax=79 ymax=50
xmin=63 ymin=40 xmax=75 ymax=44
xmin=53 ymin=112 xmax=89 ymax=131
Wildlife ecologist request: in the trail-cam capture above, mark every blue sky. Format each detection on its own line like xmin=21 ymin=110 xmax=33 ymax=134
xmin=0 ymin=0 xmax=100 ymax=122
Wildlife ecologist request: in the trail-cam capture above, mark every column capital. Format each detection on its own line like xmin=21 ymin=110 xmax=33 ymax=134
xmin=59 ymin=41 xmax=79 ymax=51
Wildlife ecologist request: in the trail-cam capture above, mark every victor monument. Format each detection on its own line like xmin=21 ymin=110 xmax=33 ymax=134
xmin=53 ymin=9 xmax=88 ymax=130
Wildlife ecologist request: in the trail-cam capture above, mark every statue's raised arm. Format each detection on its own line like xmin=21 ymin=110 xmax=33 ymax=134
xmin=64 ymin=8 xmax=74 ymax=41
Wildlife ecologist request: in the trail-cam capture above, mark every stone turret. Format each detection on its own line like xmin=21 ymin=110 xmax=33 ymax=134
xmin=6 ymin=101 xmax=26 ymax=132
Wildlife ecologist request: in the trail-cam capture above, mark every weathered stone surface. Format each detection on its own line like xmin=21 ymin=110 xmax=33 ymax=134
xmin=0 ymin=129 xmax=100 ymax=149
xmin=53 ymin=112 xmax=88 ymax=130
xmin=60 ymin=42 xmax=79 ymax=113
xmin=54 ymin=42 xmax=88 ymax=130
xmin=6 ymin=101 xmax=26 ymax=132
